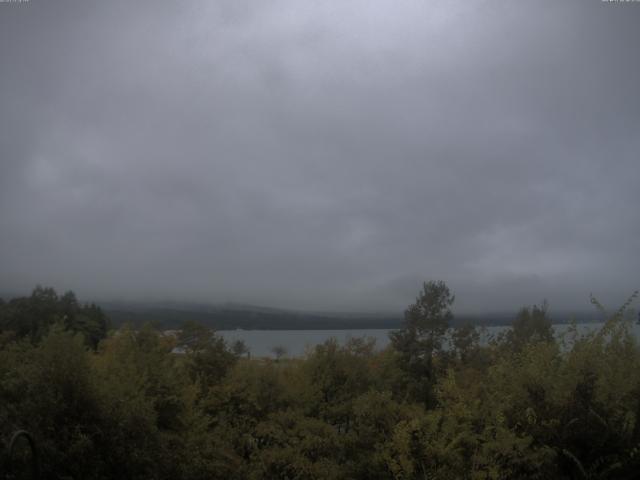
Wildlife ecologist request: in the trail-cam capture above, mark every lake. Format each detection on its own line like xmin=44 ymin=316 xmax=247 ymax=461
xmin=218 ymin=322 xmax=640 ymax=358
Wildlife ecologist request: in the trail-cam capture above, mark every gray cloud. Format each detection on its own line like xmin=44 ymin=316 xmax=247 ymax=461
xmin=1 ymin=0 xmax=639 ymax=313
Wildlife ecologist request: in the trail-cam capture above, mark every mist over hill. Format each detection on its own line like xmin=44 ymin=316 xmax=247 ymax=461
xmin=100 ymin=300 xmax=602 ymax=330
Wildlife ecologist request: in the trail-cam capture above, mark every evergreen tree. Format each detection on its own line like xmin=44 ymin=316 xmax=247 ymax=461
xmin=390 ymin=280 xmax=455 ymax=405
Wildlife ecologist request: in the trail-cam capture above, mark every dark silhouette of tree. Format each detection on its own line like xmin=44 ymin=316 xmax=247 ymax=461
xmin=504 ymin=301 xmax=553 ymax=351
xmin=272 ymin=345 xmax=287 ymax=361
xmin=0 ymin=286 xmax=108 ymax=348
xmin=231 ymin=339 xmax=250 ymax=358
xmin=390 ymin=280 xmax=454 ymax=406
xmin=451 ymin=322 xmax=481 ymax=363
xmin=179 ymin=321 xmax=237 ymax=388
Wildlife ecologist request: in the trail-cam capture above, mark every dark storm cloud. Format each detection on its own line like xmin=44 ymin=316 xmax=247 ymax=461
xmin=1 ymin=0 xmax=639 ymax=313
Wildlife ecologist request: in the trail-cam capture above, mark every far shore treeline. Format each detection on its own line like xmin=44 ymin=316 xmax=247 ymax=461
xmin=0 ymin=282 xmax=639 ymax=479
xmin=101 ymin=304 xmax=603 ymax=331
xmin=0 ymin=287 xmax=603 ymax=331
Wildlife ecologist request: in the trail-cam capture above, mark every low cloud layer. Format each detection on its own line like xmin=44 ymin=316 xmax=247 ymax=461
xmin=1 ymin=0 xmax=639 ymax=313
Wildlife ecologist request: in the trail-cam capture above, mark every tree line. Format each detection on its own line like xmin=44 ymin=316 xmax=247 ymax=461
xmin=0 ymin=283 xmax=639 ymax=479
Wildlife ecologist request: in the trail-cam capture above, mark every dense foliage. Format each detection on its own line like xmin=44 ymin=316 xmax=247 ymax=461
xmin=0 ymin=284 xmax=639 ymax=479
xmin=0 ymin=286 xmax=108 ymax=348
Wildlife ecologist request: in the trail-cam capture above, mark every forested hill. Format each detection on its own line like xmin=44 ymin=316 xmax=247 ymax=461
xmin=101 ymin=302 xmax=401 ymax=330
xmin=0 ymin=290 xmax=600 ymax=330
xmin=100 ymin=301 xmax=600 ymax=330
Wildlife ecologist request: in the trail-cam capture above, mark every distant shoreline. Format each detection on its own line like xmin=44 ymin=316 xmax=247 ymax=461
xmin=103 ymin=304 xmax=605 ymax=331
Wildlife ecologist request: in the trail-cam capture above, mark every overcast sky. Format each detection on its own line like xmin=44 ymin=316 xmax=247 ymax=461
xmin=1 ymin=0 xmax=639 ymax=313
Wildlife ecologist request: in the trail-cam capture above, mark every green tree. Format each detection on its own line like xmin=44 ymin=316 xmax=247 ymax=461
xmin=93 ymin=323 xmax=190 ymax=478
xmin=0 ymin=287 xmax=108 ymax=348
xmin=390 ymin=280 xmax=455 ymax=405
xmin=451 ymin=322 xmax=481 ymax=364
xmin=302 ymin=338 xmax=376 ymax=434
xmin=232 ymin=339 xmax=250 ymax=358
xmin=0 ymin=326 xmax=103 ymax=479
xmin=504 ymin=301 xmax=554 ymax=351
xmin=179 ymin=321 xmax=237 ymax=390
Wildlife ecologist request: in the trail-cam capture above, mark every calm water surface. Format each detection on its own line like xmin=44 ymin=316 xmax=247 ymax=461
xmin=218 ymin=323 xmax=640 ymax=358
